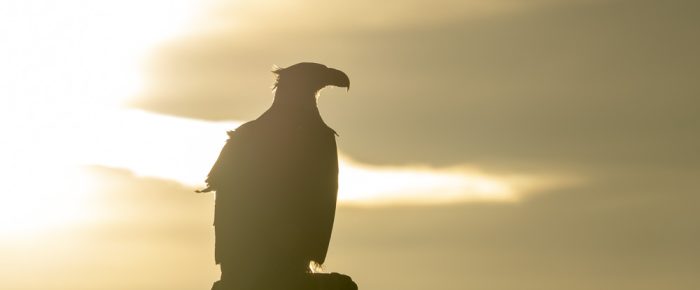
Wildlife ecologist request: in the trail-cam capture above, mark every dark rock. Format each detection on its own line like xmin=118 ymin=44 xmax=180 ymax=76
xmin=311 ymin=273 xmax=358 ymax=290
xmin=211 ymin=272 xmax=358 ymax=290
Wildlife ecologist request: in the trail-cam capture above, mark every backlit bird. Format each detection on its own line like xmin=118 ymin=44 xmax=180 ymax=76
xmin=201 ymin=62 xmax=350 ymax=289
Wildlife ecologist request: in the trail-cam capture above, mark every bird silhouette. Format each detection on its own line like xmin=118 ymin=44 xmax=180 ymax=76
xmin=201 ymin=62 xmax=350 ymax=290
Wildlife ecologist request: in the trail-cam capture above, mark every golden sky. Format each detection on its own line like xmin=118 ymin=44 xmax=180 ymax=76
xmin=1 ymin=0 xmax=699 ymax=289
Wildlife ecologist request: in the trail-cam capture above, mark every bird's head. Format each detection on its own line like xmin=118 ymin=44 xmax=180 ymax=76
xmin=273 ymin=62 xmax=350 ymax=96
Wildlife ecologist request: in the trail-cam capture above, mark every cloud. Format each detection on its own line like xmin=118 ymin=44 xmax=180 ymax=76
xmin=61 ymin=108 xmax=568 ymax=205
xmin=338 ymin=157 xmax=573 ymax=205
xmin=133 ymin=0 xmax=700 ymax=177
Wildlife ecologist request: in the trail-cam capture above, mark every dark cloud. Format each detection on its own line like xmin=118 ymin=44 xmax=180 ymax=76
xmin=329 ymin=170 xmax=700 ymax=290
xmin=133 ymin=0 xmax=699 ymax=176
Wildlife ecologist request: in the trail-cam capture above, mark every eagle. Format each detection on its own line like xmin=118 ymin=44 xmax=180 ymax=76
xmin=201 ymin=62 xmax=350 ymax=289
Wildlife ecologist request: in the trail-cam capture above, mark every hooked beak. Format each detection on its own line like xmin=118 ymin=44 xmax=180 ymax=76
xmin=326 ymin=67 xmax=350 ymax=91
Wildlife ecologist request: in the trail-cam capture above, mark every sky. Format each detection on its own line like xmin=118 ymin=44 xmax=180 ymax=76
xmin=1 ymin=0 xmax=699 ymax=289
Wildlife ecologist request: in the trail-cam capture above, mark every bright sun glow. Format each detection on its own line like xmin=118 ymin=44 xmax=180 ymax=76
xmin=0 ymin=0 xmax=201 ymax=235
